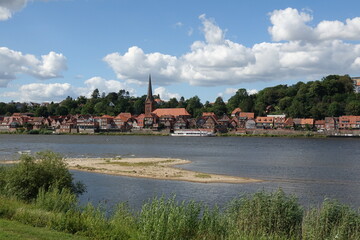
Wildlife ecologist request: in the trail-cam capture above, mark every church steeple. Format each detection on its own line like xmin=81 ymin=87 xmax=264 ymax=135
xmin=145 ymin=74 xmax=155 ymax=116
xmin=146 ymin=74 xmax=153 ymax=101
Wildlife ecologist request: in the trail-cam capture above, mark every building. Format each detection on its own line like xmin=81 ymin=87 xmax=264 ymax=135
xmin=338 ymin=115 xmax=360 ymax=129
xmin=353 ymin=77 xmax=360 ymax=93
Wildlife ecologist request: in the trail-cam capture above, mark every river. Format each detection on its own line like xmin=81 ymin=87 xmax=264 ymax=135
xmin=1 ymin=134 xmax=359 ymax=209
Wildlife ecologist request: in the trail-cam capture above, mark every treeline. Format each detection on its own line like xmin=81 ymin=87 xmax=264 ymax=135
xmin=1 ymin=75 xmax=359 ymax=119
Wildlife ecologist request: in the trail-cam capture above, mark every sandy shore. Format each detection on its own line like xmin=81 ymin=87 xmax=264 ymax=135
xmin=64 ymin=157 xmax=261 ymax=183
xmin=1 ymin=157 xmax=261 ymax=184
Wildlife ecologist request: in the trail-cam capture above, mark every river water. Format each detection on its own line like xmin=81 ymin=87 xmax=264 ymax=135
xmin=1 ymin=134 xmax=359 ymax=209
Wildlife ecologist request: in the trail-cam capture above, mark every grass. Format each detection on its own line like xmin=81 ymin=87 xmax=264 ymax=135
xmin=0 ymin=218 xmax=88 ymax=240
xmin=1 ymin=189 xmax=359 ymax=240
xmin=102 ymin=159 xmax=175 ymax=167
xmin=195 ymin=173 xmax=212 ymax=178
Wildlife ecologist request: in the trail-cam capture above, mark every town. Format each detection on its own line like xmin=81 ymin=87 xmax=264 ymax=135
xmin=1 ymin=76 xmax=359 ymax=136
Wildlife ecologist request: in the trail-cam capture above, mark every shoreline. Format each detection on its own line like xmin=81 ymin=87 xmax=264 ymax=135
xmin=1 ymin=157 xmax=261 ymax=184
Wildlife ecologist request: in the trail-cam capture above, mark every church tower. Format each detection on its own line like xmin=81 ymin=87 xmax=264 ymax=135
xmin=145 ymin=75 xmax=155 ymax=116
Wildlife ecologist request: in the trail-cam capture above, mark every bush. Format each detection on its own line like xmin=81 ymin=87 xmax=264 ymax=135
xmin=137 ymin=196 xmax=202 ymax=240
xmin=227 ymin=189 xmax=303 ymax=239
xmin=302 ymin=199 xmax=360 ymax=240
xmin=35 ymin=186 xmax=78 ymax=213
xmin=1 ymin=151 xmax=85 ymax=201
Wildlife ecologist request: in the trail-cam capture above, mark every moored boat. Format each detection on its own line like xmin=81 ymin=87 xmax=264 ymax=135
xmin=171 ymin=129 xmax=215 ymax=137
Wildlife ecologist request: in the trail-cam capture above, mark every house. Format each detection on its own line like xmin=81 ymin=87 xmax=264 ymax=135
xmin=284 ymin=118 xmax=294 ymax=129
xmin=231 ymin=108 xmax=242 ymax=117
xmin=217 ymin=114 xmax=230 ymax=127
xmin=293 ymin=118 xmax=314 ymax=129
xmin=173 ymin=116 xmax=188 ymax=130
xmin=152 ymin=108 xmax=191 ymax=119
xmin=245 ymin=119 xmax=256 ymax=129
xmin=325 ymin=117 xmax=338 ymax=130
xmin=267 ymin=114 xmax=286 ymax=129
xmin=314 ymin=120 xmax=325 ymax=130
xmin=255 ymin=117 xmax=274 ymax=129
xmin=338 ymin=115 xmax=360 ymax=129
xmin=95 ymin=115 xmax=114 ymax=130
xmin=113 ymin=113 xmax=133 ymax=130
xmin=353 ymin=77 xmax=360 ymax=93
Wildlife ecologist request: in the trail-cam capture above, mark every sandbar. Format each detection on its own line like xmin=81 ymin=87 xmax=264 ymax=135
xmin=1 ymin=157 xmax=261 ymax=184
xmin=65 ymin=157 xmax=261 ymax=183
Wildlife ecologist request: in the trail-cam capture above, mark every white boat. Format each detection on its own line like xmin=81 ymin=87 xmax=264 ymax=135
xmin=17 ymin=150 xmax=31 ymax=155
xmin=171 ymin=130 xmax=215 ymax=137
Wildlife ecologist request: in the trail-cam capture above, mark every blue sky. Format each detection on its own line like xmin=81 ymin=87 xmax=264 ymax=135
xmin=1 ymin=0 xmax=360 ymax=103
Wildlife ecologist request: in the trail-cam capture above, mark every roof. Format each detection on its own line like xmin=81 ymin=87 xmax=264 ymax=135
xmin=152 ymin=108 xmax=190 ymax=117
xmin=293 ymin=118 xmax=314 ymax=125
xmin=239 ymin=112 xmax=254 ymax=119
xmin=339 ymin=115 xmax=360 ymax=123
xmin=231 ymin=108 xmax=242 ymax=115
xmin=255 ymin=117 xmax=274 ymax=123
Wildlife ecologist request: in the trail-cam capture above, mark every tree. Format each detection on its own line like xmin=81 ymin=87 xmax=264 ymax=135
xmin=212 ymin=97 xmax=227 ymax=116
xmin=91 ymin=89 xmax=100 ymax=99
xmin=345 ymin=100 xmax=360 ymax=115
xmin=186 ymin=96 xmax=203 ymax=117
xmin=1 ymin=151 xmax=85 ymax=201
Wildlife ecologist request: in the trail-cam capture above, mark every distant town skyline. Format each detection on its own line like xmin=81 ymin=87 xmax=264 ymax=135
xmin=1 ymin=0 xmax=360 ymax=103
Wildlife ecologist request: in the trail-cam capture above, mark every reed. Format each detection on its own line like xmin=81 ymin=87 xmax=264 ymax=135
xmin=0 ymin=188 xmax=359 ymax=239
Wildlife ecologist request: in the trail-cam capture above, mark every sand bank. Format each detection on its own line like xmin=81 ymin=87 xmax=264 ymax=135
xmin=65 ymin=157 xmax=261 ymax=183
xmin=0 ymin=157 xmax=261 ymax=183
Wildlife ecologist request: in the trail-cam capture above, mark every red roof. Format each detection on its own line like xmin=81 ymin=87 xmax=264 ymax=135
xmin=231 ymin=108 xmax=242 ymax=115
xmin=152 ymin=108 xmax=190 ymax=117
xmin=255 ymin=117 xmax=274 ymax=123
xmin=239 ymin=112 xmax=254 ymax=119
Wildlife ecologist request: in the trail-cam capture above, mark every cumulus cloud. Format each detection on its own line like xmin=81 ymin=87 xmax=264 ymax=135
xmin=82 ymin=76 xmax=135 ymax=97
xmin=104 ymin=9 xmax=360 ymax=87
xmin=0 ymin=0 xmax=28 ymax=21
xmin=0 ymin=47 xmax=67 ymax=87
xmin=1 ymin=77 xmax=135 ymax=102
xmin=2 ymin=83 xmax=74 ymax=102
xmin=269 ymin=7 xmax=360 ymax=42
xmin=154 ymin=86 xmax=181 ymax=101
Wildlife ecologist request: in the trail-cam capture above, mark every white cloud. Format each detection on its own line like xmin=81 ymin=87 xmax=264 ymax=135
xmin=0 ymin=47 xmax=67 ymax=87
xmin=154 ymin=86 xmax=181 ymax=101
xmin=247 ymin=89 xmax=258 ymax=95
xmin=2 ymin=82 xmax=74 ymax=102
xmin=104 ymin=9 xmax=360 ymax=87
xmin=82 ymin=76 xmax=135 ymax=97
xmin=1 ymin=77 xmax=136 ymax=102
xmin=174 ymin=22 xmax=183 ymax=28
xmin=269 ymin=7 xmax=360 ymax=42
xmin=224 ymin=88 xmax=237 ymax=95
xmin=0 ymin=0 xmax=28 ymax=21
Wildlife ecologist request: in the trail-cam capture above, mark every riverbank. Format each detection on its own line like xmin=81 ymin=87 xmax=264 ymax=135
xmin=2 ymin=157 xmax=261 ymax=184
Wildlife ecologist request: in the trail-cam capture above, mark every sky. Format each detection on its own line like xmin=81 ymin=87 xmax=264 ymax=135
xmin=1 ymin=0 xmax=360 ymax=103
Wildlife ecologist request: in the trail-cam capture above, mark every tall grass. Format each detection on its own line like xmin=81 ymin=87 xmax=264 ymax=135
xmin=0 ymin=189 xmax=359 ymax=239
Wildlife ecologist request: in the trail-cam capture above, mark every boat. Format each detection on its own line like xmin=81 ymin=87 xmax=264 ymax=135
xmin=17 ymin=150 xmax=31 ymax=155
xmin=171 ymin=129 xmax=215 ymax=137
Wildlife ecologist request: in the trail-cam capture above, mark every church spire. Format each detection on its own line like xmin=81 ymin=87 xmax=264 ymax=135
xmin=145 ymin=74 xmax=155 ymax=116
xmin=146 ymin=74 xmax=153 ymax=101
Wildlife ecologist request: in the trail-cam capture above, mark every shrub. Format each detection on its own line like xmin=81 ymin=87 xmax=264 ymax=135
xmin=137 ymin=196 xmax=202 ymax=240
xmin=35 ymin=186 xmax=78 ymax=213
xmin=227 ymin=189 xmax=303 ymax=239
xmin=2 ymin=151 xmax=85 ymax=201
xmin=302 ymin=199 xmax=360 ymax=240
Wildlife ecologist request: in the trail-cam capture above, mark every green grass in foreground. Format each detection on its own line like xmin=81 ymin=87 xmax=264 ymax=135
xmin=0 ymin=218 xmax=87 ymax=240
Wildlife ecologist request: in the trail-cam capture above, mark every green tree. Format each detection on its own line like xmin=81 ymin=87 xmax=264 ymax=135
xmin=212 ymin=96 xmax=227 ymax=116
xmin=1 ymin=151 xmax=85 ymax=201
xmin=345 ymin=100 xmax=360 ymax=115
xmin=186 ymin=96 xmax=203 ymax=117
xmin=91 ymin=89 xmax=100 ymax=99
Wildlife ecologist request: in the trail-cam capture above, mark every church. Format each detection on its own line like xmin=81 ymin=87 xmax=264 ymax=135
xmin=136 ymin=75 xmax=191 ymax=129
